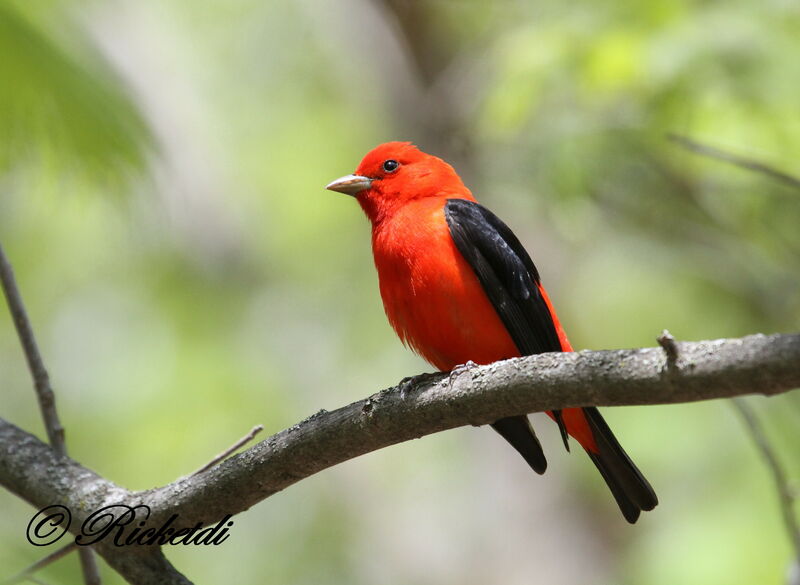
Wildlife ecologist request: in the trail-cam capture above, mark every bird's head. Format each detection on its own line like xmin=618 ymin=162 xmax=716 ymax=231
xmin=326 ymin=142 xmax=472 ymax=224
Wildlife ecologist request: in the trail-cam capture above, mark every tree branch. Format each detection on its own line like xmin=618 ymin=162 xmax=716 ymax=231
xmin=188 ymin=424 xmax=264 ymax=477
xmin=732 ymin=398 xmax=800 ymax=565
xmin=667 ymin=133 xmax=800 ymax=190
xmin=3 ymin=543 xmax=77 ymax=585
xmin=0 ymin=242 xmax=102 ymax=583
xmin=100 ymin=549 xmax=192 ymax=585
xmin=2 ymin=332 xmax=798 ymax=552
xmin=0 ymin=243 xmax=66 ymax=455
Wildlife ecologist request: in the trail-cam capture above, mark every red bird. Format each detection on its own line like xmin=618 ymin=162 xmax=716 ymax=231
xmin=327 ymin=142 xmax=657 ymax=523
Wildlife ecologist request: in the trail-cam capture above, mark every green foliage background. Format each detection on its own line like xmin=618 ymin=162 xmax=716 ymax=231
xmin=1 ymin=1 xmax=798 ymax=583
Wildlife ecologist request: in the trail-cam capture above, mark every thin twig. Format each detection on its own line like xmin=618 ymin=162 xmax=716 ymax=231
xmin=190 ymin=424 xmax=264 ymax=477
xmin=732 ymin=398 xmax=800 ymax=563
xmin=0 ymin=244 xmax=65 ymax=454
xmin=667 ymin=133 xmax=800 ymax=190
xmin=0 ymin=243 xmax=102 ymax=585
xmin=76 ymin=550 xmax=101 ymax=585
xmin=657 ymin=329 xmax=679 ymax=365
xmin=2 ymin=543 xmax=76 ymax=585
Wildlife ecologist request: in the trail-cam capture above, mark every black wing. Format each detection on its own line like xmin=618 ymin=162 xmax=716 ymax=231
xmin=444 ymin=198 xmax=571 ymax=461
xmin=444 ymin=198 xmax=563 ymax=356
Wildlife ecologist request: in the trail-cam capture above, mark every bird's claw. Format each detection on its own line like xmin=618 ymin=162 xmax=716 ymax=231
xmin=448 ymin=360 xmax=478 ymax=386
xmin=399 ymin=371 xmax=440 ymax=398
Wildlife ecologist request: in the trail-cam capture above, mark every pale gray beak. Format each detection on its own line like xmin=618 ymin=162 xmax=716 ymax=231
xmin=325 ymin=174 xmax=373 ymax=196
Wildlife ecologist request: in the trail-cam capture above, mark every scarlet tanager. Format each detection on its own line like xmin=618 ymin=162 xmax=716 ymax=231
xmin=327 ymin=142 xmax=657 ymax=523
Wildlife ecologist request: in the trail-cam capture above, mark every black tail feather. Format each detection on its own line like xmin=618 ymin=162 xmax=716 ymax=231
xmin=551 ymin=409 xmax=571 ymax=452
xmin=583 ymin=407 xmax=658 ymax=523
xmin=491 ymin=416 xmax=547 ymax=474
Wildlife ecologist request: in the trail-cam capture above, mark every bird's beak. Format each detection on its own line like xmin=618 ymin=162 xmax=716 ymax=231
xmin=325 ymin=174 xmax=373 ymax=196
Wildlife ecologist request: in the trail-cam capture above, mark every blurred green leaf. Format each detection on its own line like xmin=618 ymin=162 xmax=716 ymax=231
xmin=0 ymin=2 xmax=149 ymax=187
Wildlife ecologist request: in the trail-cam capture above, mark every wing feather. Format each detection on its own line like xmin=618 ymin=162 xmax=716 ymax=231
xmin=444 ymin=198 xmax=562 ymax=356
xmin=445 ymin=198 xmax=570 ymax=451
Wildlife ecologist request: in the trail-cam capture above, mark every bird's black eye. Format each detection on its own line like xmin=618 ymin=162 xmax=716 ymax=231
xmin=382 ymin=159 xmax=399 ymax=173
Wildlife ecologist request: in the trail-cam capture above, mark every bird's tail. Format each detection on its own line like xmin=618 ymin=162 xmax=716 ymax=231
xmin=491 ymin=416 xmax=547 ymax=474
xmin=582 ymin=407 xmax=658 ymax=523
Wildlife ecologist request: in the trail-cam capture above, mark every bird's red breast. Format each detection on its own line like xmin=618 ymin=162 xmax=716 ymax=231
xmin=371 ymin=195 xmax=521 ymax=371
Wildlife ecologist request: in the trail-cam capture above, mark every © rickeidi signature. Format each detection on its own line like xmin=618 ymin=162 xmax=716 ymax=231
xmin=26 ymin=504 xmax=234 ymax=547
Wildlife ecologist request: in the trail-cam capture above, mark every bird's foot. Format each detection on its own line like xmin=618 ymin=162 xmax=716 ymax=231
xmin=398 ymin=371 xmax=441 ymax=398
xmin=448 ymin=360 xmax=478 ymax=386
